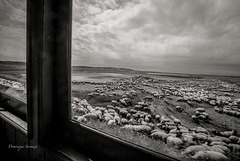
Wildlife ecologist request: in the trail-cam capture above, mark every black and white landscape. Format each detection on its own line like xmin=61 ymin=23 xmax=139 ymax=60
xmin=1 ymin=0 xmax=240 ymax=161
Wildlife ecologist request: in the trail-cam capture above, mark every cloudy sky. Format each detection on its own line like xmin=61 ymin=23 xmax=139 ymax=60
xmin=1 ymin=0 xmax=240 ymax=76
xmin=0 ymin=0 xmax=26 ymax=61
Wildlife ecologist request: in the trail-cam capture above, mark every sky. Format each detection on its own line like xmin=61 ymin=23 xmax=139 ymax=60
xmin=0 ymin=0 xmax=240 ymax=76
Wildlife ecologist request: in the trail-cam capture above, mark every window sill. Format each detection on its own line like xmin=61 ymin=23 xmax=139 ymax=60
xmin=0 ymin=108 xmax=27 ymax=135
xmin=63 ymin=120 xmax=178 ymax=161
xmin=46 ymin=144 xmax=90 ymax=161
xmin=0 ymin=108 xmax=90 ymax=161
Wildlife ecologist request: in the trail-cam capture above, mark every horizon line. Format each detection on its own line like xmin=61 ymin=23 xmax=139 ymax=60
xmin=1 ymin=60 xmax=240 ymax=77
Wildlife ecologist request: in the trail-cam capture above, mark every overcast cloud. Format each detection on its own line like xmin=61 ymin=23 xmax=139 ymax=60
xmin=1 ymin=0 xmax=240 ymax=76
xmin=0 ymin=0 xmax=26 ymax=61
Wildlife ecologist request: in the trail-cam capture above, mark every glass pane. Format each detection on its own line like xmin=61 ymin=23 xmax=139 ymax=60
xmin=71 ymin=0 xmax=240 ymax=160
xmin=0 ymin=1 xmax=26 ymax=102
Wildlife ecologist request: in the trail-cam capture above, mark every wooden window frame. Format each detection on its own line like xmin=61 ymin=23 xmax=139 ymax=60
xmin=27 ymin=0 xmax=179 ymax=161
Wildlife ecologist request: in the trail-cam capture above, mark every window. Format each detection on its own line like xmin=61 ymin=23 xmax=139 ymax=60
xmin=0 ymin=0 xmax=27 ymax=121
xmin=70 ymin=0 xmax=181 ymax=160
xmin=2 ymin=0 xmax=239 ymax=161
xmin=70 ymin=1 xmax=240 ymax=161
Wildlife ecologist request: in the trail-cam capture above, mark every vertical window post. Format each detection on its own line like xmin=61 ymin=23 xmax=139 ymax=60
xmin=27 ymin=0 xmax=72 ymax=145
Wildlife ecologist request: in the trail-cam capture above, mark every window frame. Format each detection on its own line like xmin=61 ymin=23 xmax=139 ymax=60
xmin=0 ymin=92 xmax=27 ymax=122
xmin=26 ymin=0 xmax=179 ymax=160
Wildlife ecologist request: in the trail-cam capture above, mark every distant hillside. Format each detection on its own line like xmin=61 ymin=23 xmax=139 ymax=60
xmin=72 ymin=66 xmax=137 ymax=73
xmin=1 ymin=61 xmax=240 ymax=79
xmin=0 ymin=61 xmax=26 ymax=71
xmin=0 ymin=61 xmax=26 ymax=65
xmin=0 ymin=61 xmax=137 ymax=74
